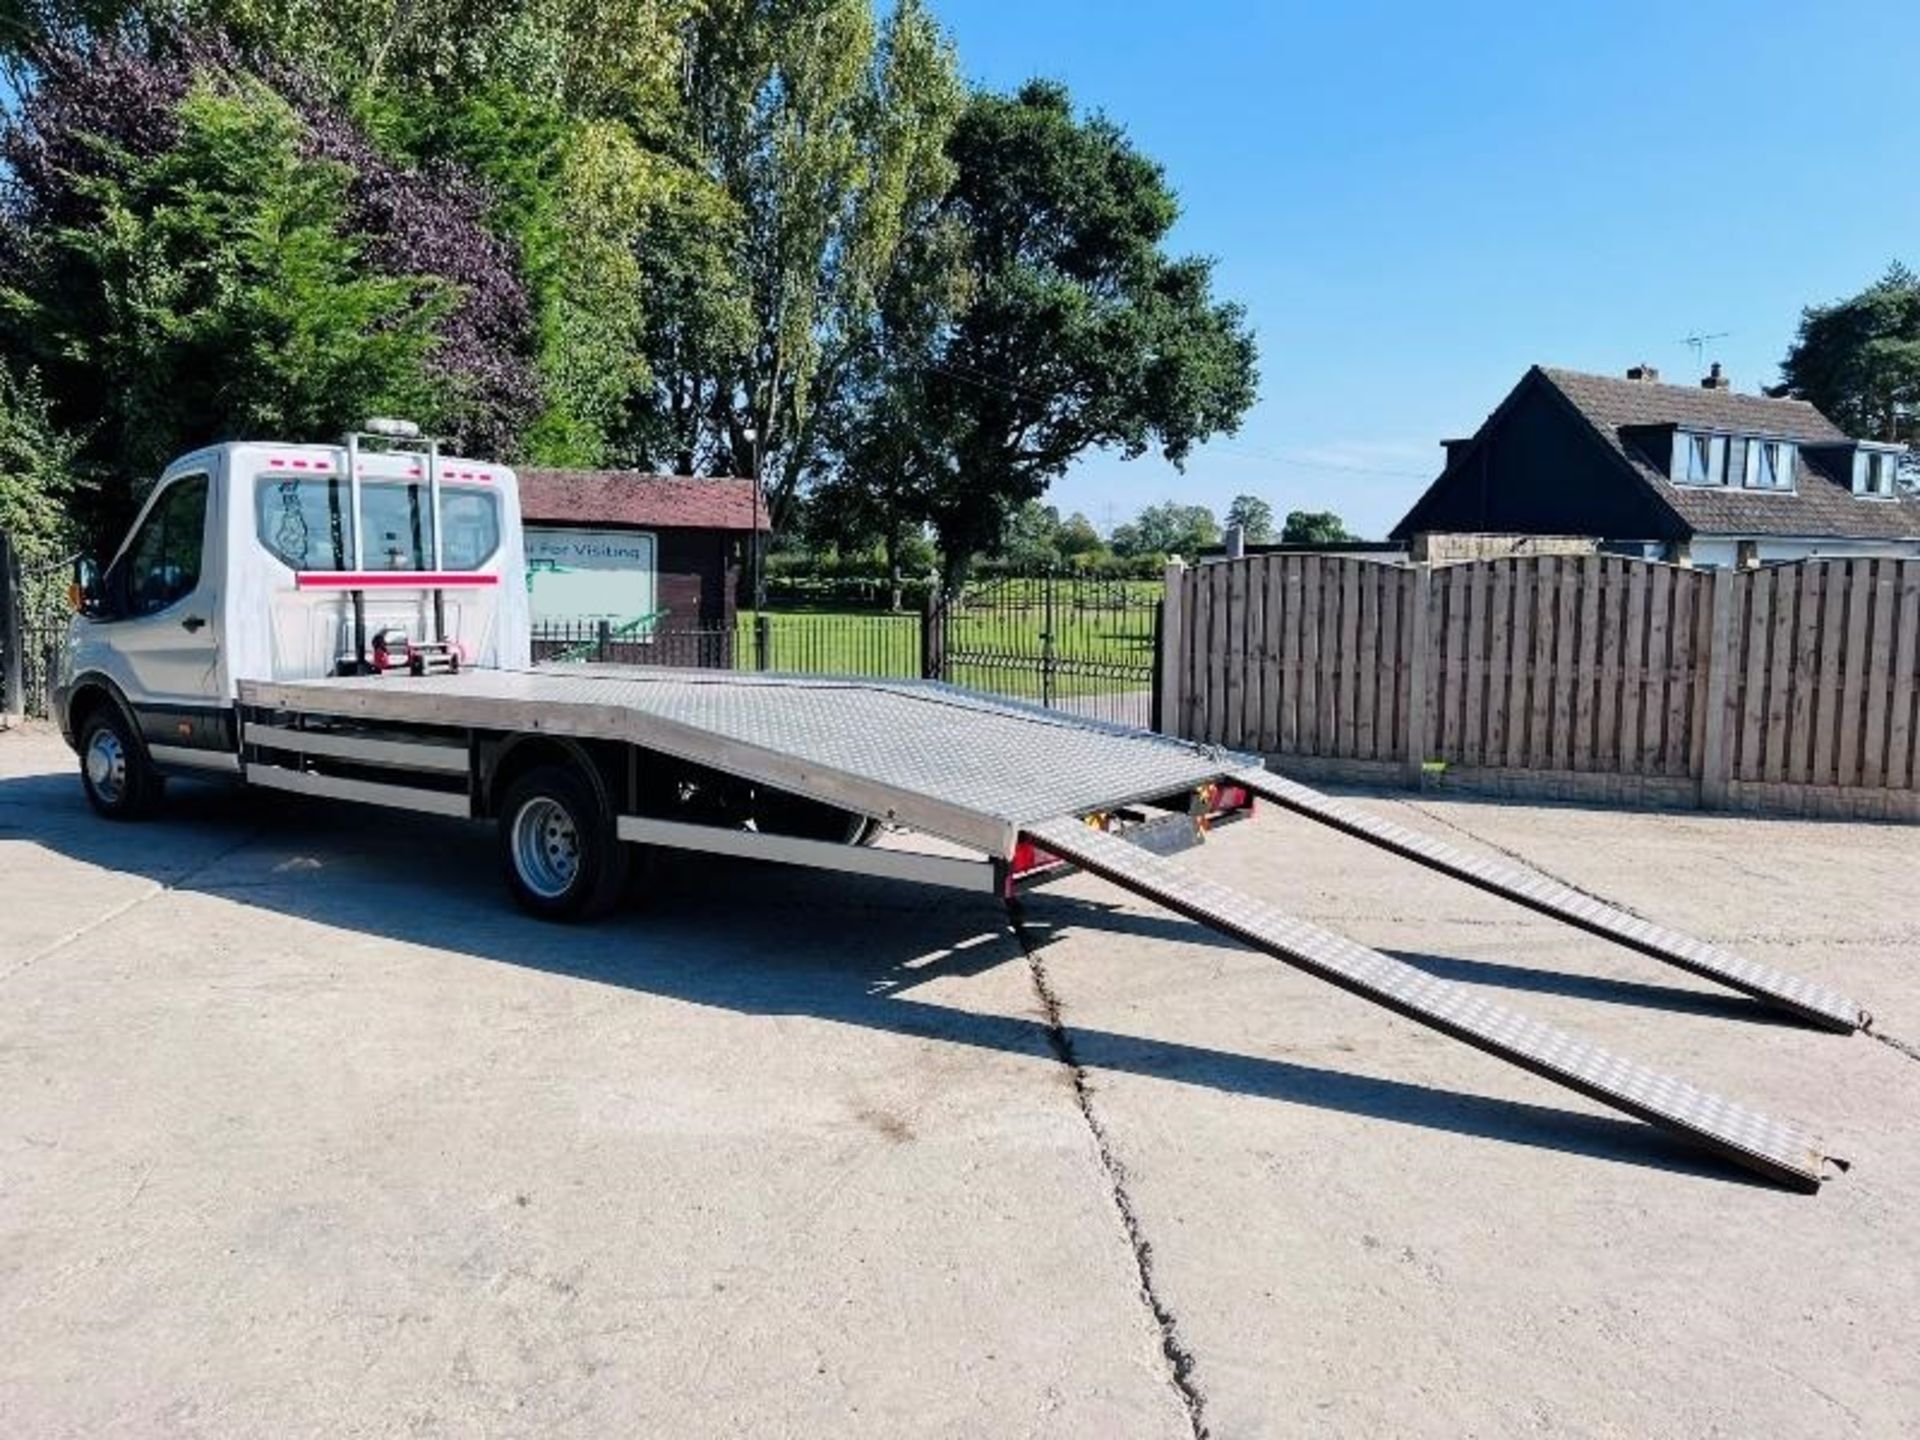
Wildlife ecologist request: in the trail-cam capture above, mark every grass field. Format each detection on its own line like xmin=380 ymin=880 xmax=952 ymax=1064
xmin=737 ymin=581 xmax=1162 ymax=706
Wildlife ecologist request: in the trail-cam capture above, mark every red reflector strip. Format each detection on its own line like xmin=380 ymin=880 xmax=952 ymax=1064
xmin=293 ymin=572 xmax=501 ymax=589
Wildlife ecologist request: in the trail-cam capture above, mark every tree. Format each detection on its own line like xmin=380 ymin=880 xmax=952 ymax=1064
xmin=1780 ymin=263 xmax=1920 ymax=453
xmin=1057 ymin=511 xmax=1104 ymax=563
xmin=1000 ymin=500 xmax=1063 ymax=569
xmin=0 ymin=66 xmax=452 ymax=537
xmin=659 ymin=0 xmax=964 ymax=506
xmin=1224 ymin=493 xmax=1274 ymax=542
xmin=869 ymin=80 xmax=1256 ymax=590
xmin=1111 ymin=501 xmax=1218 ymax=559
xmin=0 ymin=358 xmax=83 ymax=623
xmin=1280 ymin=509 xmax=1354 ymax=544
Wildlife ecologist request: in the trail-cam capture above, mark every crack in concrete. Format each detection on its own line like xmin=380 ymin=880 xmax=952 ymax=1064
xmin=1866 ymin=1026 xmax=1920 ymax=1066
xmin=1006 ymin=900 xmax=1209 ymax=1440
xmin=1397 ymin=796 xmax=1647 ymax=917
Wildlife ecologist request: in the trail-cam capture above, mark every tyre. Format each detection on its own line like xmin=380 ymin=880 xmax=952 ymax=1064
xmin=497 ymin=764 xmax=630 ymax=921
xmin=78 ymin=705 xmax=165 ymax=820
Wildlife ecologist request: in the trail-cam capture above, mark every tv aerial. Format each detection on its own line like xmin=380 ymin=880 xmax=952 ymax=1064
xmin=1679 ymin=331 xmax=1730 ymax=366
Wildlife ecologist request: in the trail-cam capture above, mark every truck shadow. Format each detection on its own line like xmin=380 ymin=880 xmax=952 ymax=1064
xmin=0 ymin=769 xmax=1774 ymax=1190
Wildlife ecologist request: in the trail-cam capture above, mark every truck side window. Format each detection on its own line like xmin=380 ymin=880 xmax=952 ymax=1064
xmin=126 ymin=474 xmax=208 ymax=616
xmin=257 ymin=475 xmax=353 ymax=571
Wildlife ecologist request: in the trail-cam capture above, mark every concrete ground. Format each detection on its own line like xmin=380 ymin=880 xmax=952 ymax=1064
xmin=1 ymin=723 xmax=1915 ymax=1437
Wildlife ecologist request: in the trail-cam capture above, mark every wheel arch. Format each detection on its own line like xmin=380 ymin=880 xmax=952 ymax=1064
xmin=481 ymin=733 xmax=625 ymax=820
xmin=63 ymin=673 xmax=146 ymax=758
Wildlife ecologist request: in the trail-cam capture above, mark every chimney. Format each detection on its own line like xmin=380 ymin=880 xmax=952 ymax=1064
xmin=1701 ymin=362 xmax=1730 ymax=391
xmin=1626 ymin=364 xmax=1660 ymax=382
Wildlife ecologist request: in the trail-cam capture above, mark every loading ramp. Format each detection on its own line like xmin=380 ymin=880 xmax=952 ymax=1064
xmin=1022 ymin=818 xmax=1835 ymax=1193
xmin=238 ymin=666 xmax=1855 ymax=1191
xmin=1231 ymin=771 xmax=1866 ymax=1034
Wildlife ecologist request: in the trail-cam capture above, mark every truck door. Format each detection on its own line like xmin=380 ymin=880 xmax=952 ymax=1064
xmin=108 ymin=470 xmax=228 ymax=747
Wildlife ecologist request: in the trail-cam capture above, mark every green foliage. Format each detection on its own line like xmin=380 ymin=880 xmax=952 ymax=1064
xmin=1225 ymin=493 xmax=1275 ymax=543
xmin=667 ymin=0 xmax=964 ymax=503
xmin=2 ymin=74 xmax=447 ymax=536
xmin=0 ymin=360 xmax=81 ymax=601
xmin=1111 ymin=501 xmax=1218 ymax=559
xmin=859 ymin=79 xmax=1258 ymax=589
xmin=0 ymin=9 xmax=1261 ymax=583
xmin=1781 ymin=263 xmax=1920 ymax=451
xmin=1280 ymin=508 xmax=1354 ymax=544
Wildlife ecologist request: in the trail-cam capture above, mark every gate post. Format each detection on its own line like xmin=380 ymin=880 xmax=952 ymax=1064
xmin=1403 ymin=562 xmax=1433 ymax=786
xmin=920 ymin=591 xmax=944 ymax=681
xmin=1159 ymin=560 xmax=1187 ymax=738
xmin=1 ymin=531 xmax=23 ymax=723
xmin=754 ymin=613 xmax=771 ymax=672
xmin=1698 ymin=567 xmax=1737 ymax=809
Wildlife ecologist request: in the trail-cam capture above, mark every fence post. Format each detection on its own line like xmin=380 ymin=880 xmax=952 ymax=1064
xmin=920 ymin=592 xmax=944 ymax=681
xmin=1 ymin=531 xmax=23 ymax=723
xmin=595 ymin=618 xmax=611 ymax=663
xmin=1698 ymin=566 xmax=1737 ymax=809
xmin=1403 ymin=562 xmax=1432 ymax=786
xmin=1158 ymin=560 xmax=1187 ymax=738
xmin=754 ymin=613 xmax=770 ymax=672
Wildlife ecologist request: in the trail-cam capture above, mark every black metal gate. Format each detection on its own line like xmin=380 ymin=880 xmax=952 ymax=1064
xmin=937 ymin=572 xmax=1161 ymax=728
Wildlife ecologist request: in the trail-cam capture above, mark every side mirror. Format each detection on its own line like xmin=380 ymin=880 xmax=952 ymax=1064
xmin=70 ymin=557 xmax=103 ymax=616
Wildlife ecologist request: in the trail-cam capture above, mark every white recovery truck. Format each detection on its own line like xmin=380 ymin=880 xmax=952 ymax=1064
xmin=54 ymin=424 xmax=1866 ymax=1192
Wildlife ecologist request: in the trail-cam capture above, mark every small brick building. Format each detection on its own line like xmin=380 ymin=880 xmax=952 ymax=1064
xmin=516 ymin=470 xmax=768 ymax=632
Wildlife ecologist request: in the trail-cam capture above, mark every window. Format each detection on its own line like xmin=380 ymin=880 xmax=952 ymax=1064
xmin=1673 ymin=431 xmax=1727 ymax=485
xmin=1743 ymin=439 xmax=1796 ymax=491
xmin=440 ymin=488 xmax=502 ymax=569
xmin=256 ymin=478 xmax=501 ymax=571
xmin=125 ymin=474 xmax=209 ymax=615
xmin=1855 ymin=449 xmax=1898 ymax=498
xmin=258 ymin=475 xmax=354 ymax=570
xmin=362 ymin=481 xmax=433 ymax=570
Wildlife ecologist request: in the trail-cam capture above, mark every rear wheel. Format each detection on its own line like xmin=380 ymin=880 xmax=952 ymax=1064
xmin=498 ymin=765 xmax=629 ymax=921
xmin=78 ymin=706 xmax=164 ymax=820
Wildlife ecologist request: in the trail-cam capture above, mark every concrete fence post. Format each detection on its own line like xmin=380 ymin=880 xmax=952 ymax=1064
xmin=1403 ymin=562 xmax=1433 ymax=786
xmin=1698 ymin=566 xmax=1737 ymax=809
xmin=1159 ymin=560 xmax=1188 ymax=737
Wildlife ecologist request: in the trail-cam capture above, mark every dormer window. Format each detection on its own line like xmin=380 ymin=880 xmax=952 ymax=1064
xmin=1743 ymin=439 xmax=1796 ymax=491
xmin=1854 ymin=448 xmax=1899 ymax=498
xmin=1672 ymin=431 xmax=1727 ymax=485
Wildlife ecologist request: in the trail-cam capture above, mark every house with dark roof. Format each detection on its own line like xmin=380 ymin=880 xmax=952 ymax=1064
xmin=1390 ymin=365 xmax=1917 ymax=567
xmin=516 ymin=470 xmax=770 ymax=631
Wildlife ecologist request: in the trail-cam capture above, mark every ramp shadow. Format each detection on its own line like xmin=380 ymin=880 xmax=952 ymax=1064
xmin=1 ymin=770 xmax=1775 ymax=1189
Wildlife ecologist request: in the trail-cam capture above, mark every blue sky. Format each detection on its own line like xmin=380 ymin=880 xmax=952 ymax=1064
xmin=930 ymin=0 xmax=1920 ymax=538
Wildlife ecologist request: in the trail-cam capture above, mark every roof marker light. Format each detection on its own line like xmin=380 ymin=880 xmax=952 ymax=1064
xmin=362 ymin=417 xmax=422 ymax=439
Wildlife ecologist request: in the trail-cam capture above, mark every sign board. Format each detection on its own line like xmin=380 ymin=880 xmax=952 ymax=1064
xmin=525 ymin=526 xmax=658 ymax=625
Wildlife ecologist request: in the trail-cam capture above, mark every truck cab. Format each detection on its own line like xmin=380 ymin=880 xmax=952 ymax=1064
xmin=56 ymin=428 xmax=528 ymax=806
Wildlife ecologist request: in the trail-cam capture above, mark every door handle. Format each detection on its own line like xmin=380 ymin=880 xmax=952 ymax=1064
xmin=181 ymin=615 xmax=206 ymax=633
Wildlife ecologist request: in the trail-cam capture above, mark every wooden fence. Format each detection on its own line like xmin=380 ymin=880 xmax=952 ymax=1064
xmin=1161 ymin=552 xmax=1920 ymax=818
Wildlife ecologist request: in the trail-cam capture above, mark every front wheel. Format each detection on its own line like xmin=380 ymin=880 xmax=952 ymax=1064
xmin=497 ymin=765 xmax=630 ymax=921
xmin=78 ymin=706 xmax=165 ymax=820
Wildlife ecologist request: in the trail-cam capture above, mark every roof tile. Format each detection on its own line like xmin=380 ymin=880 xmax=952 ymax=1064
xmin=517 ymin=470 xmax=771 ymax=532
xmin=1539 ymin=368 xmax=1919 ymax=541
